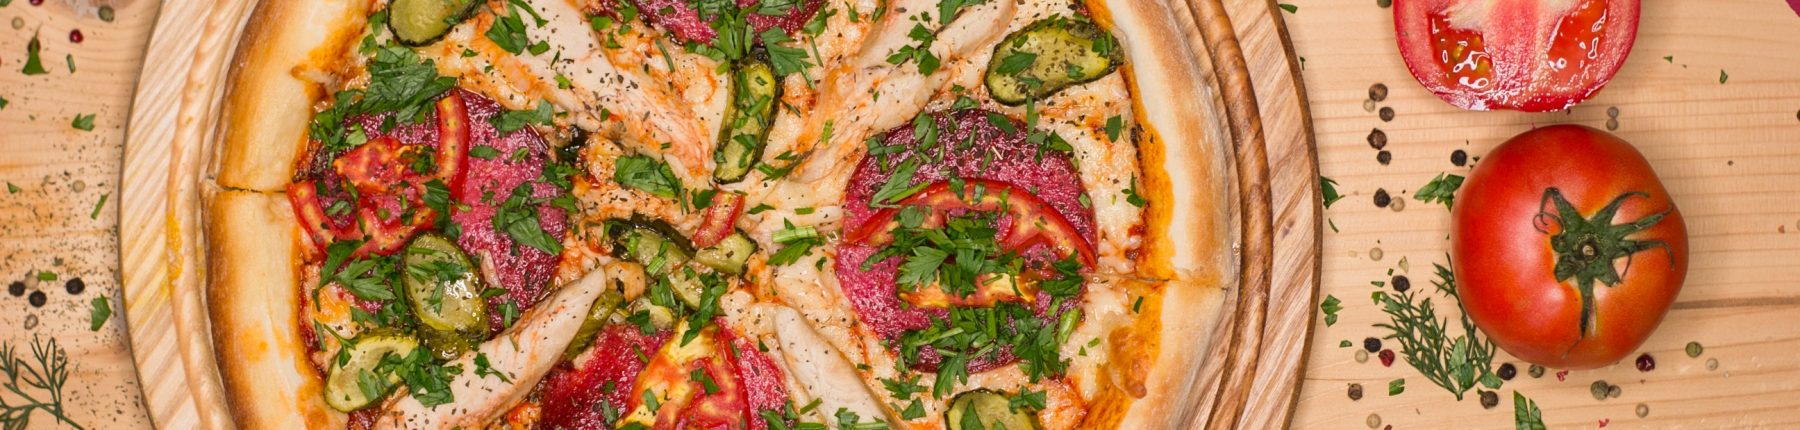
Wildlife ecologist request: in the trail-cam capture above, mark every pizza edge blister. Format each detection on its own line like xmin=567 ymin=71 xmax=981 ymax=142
xmin=202 ymin=0 xmax=1238 ymax=428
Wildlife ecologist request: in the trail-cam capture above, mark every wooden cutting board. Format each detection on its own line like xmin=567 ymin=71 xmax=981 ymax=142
xmin=116 ymin=0 xmax=1323 ymax=428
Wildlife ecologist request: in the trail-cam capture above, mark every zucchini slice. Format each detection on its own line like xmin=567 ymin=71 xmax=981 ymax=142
xmin=712 ymin=57 xmax=781 ymax=183
xmin=324 ymin=332 xmax=420 ymax=412
xmin=946 ymin=389 xmax=1041 ymax=430
xmin=604 ymin=221 xmax=705 ymax=308
xmin=983 ymin=17 xmax=1123 ymax=106
xmin=402 ymin=234 xmax=489 ymax=335
xmin=418 ymin=326 xmax=479 ymax=361
xmin=387 ymin=0 xmax=479 ymax=46
xmin=693 ymin=231 xmax=757 ymax=275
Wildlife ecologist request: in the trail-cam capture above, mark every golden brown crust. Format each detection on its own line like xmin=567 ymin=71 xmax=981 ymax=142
xmin=1086 ymin=0 xmax=1238 ymax=426
xmin=212 ymin=0 xmax=370 ymax=192
xmin=206 ymin=190 xmax=346 ymax=429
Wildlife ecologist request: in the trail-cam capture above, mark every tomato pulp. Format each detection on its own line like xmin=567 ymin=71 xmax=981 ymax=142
xmin=1394 ymin=0 xmax=1640 ymax=111
xmin=1452 ymin=125 xmax=1686 ymax=369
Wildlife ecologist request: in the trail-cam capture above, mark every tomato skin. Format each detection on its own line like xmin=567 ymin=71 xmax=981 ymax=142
xmin=1394 ymin=0 xmax=1640 ymax=112
xmin=1452 ymin=125 xmax=1686 ymax=369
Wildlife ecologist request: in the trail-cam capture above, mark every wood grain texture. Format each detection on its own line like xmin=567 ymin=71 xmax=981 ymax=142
xmin=113 ymin=1 xmax=1321 ymax=429
xmin=1288 ymin=1 xmax=1800 ymax=429
xmin=0 ymin=0 xmax=161 ymax=428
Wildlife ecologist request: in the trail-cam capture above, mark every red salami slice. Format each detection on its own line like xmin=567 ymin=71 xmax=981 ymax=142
xmin=538 ymin=325 xmax=671 ymax=430
xmin=835 ymin=109 xmax=1093 ymax=373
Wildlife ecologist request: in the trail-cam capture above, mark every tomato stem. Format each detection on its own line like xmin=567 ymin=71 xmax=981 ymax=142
xmin=1536 ymin=188 xmax=1675 ymax=343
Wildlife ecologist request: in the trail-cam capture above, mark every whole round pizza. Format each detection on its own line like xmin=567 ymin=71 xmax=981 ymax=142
xmin=202 ymin=0 xmax=1236 ymax=428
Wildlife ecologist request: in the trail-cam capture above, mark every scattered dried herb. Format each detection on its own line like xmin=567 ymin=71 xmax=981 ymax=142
xmin=1372 ymin=257 xmax=1503 ymax=400
xmin=1321 ymin=295 xmax=1342 ymax=326
xmin=0 ymin=336 xmax=87 ymax=430
xmin=1321 ymin=176 xmax=1344 ymax=209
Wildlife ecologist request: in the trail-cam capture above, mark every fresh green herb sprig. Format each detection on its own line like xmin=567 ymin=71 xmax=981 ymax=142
xmin=0 ymin=336 xmax=86 ymax=430
xmin=1415 ymin=173 xmax=1464 ymax=209
xmin=1371 ymin=256 xmax=1502 ymax=400
xmin=1513 ymin=391 xmax=1546 ymax=430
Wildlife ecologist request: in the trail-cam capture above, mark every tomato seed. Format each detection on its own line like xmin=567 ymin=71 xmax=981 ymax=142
xmin=1686 ymin=341 xmax=1704 ymax=358
xmin=1363 ymin=337 xmax=1382 ymax=352
xmin=65 ymin=277 xmax=85 ymax=295
xmin=1378 ymin=349 xmax=1395 ymax=367
xmin=69 ymin=29 xmax=83 ymax=43
xmin=1451 ymin=149 xmax=1468 ymax=166
xmin=7 ymin=281 xmax=22 ymax=297
xmin=1479 ymin=390 xmax=1498 ymax=409
xmin=1373 ymin=189 xmax=1391 ymax=208
xmin=1369 ymin=83 xmax=1389 ymax=102
xmin=1348 ymin=383 xmax=1364 ymax=400
xmin=1636 ymin=353 xmax=1656 ymax=372
xmin=1390 ymin=275 xmax=1411 ymax=292
xmin=28 ymin=290 xmax=46 ymax=307
xmin=1497 ymin=363 xmax=1517 ymax=380
xmin=1376 ymin=150 xmax=1392 ymax=165
xmin=1367 ymin=128 xmax=1388 ymax=149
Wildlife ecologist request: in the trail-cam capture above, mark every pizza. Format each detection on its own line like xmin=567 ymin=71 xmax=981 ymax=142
xmin=202 ymin=0 xmax=1235 ymax=428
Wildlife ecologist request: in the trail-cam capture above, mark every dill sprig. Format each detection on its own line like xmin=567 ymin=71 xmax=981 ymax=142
xmin=1372 ymin=256 xmax=1502 ymax=400
xmin=0 ymin=335 xmax=85 ymax=430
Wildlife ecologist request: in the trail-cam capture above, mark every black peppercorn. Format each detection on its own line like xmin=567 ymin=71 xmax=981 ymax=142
xmin=1377 ymin=150 xmax=1392 ymax=165
xmin=1373 ymin=189 xmax=1391 ymax=208
xmin=7 ymin=281 xmax=22 ymax=297
xmin=1390 ymin=275 xmax=1410 ymax=292
xmin=1369 ymin=83 xmax=1389 ymax=102
xmin=65 ymin=277 xmax=85 ymax=295
xmin=1363 ymin=337 xmax=1382 ymax=353
xmin=1497 ymin=363 xmax=1517 ymax=380
xmin=1479 ymin=390 xmax=1499 ymax=409
xmin=1367 ymin=128 xmax=1388 ymax=150
xmin=1379 ymin=106 xmax=1396 ymax=122
xmin=1348 ymin=383 xmax=1364 ymax=400
xmin=28 ymin=290 xmax=47 ymax=307
xmin=1451 ymin=149 xmax=1468 ymax=166
xmin=1636 ymin=353 xmax=1656 ymax=372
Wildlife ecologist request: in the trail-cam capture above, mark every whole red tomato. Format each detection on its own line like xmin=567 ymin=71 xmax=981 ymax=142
xmin=1452 ymin=125 xmax=1686 ymax=369
xmin=1394 ymin=0 xmax=1640 ymax=111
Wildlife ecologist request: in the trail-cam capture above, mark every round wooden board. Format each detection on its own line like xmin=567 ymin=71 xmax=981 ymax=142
xmin=117 ymin=0 xmax=1321 ymax=428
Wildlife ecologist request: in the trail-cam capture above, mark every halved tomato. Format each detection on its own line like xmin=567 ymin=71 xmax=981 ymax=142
xmin=1394 ymin=0 xmax=1640 ymax=111
xmin=690 ymin=192 xmax=745 ymax=249
xmin=847 ymin=179 xmax=1096 ymax=267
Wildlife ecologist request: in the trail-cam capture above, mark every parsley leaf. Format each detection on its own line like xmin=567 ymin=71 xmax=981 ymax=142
xmin=1104 ymin=115 xmax=1123 ymax=142
xmin=1414 ymin=173 xmax=1464 ymax=209
xmin=1320 ymin=176 xmax=1344 ymax=209
xmin=89 ymin=296 xmax=111 ymax=331
xmin=613 ymin=155 xmax=683 ymax=199
xmin=493 ymin=182 xmax=564 ymax=254
xmin=21 ymin=32 xmax=47 ymax=75
xmin=1319 ymin=294 xmax=1341 ymax=327
xmin=492 ymin=100 xmax=554 ymax=133
xmin=1514 ymin=391 xmax=1547 ymax=430
xmin=761 ymin=28 xmax=813 ymax=77
xmin=71 ymin=113 xmax=95 ymax=131
xmin=1388 ymin=378 xmax=1405 ymax=395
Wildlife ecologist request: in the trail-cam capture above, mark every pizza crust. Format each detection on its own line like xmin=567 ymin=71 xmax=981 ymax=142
xmin=206 ymin=190 xmax=346 ymax=429
xmin=212 ymin=0 xmax=369 ymax=192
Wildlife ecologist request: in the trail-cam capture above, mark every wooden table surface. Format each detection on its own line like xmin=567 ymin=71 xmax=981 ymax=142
xmin=1 ymin=0 xmax=1798 ymax=429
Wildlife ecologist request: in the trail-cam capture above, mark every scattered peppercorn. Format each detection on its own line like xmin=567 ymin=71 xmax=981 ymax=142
xmin=28 ymin=290 xmax=47 ymax=307
xmin=1497 ymin=363 xmax=1517 ymax=380
xmin=1451 ymin=149 xmax=1468 ymax=166
xmin=1367 ymin=128 xmax=1388 ymax=149
xmin=1369 ymin=83 xmax=1389 ymax=102
xmin=1355 ymin=349 xmax=1370 ymax=363
xmin=1378 ymin=349 xmax=1395 ymax=367
xmin=1590 ymin=380 xmax=1611 ymax=400
xmin=1607 ymin=106 xmax=1620 ymax=118
xmin=1363 ymin=99 xmax=1377 ymax=112
xmin=1390 ymin=275 xmax=1410 ymax=292
xmin=1374 ymin=189 xmax=1392 ymax=208
xmin=1606 ymin=117 xmax=1619 ymax=131
xmin=1379 ymin=106 xmax=1396 ymax=122
xmin=1377 ymin=0 xmax=1391 ymax=8
xmin=1376 ymin=150 xmax=1392 ymax=165
xmin=1364 ymin=337 xmax=1382 ymax=353
xmin=69 ymin=29 xmax=83 ymax=43
xmin=1636 ymin=403 xmax=1650 ymax=418
xmin=1529 ymin=364 xmax=1546 ymax=378
xmin=65 ymin=277 xmax=86 ymax=295
xmin=1366 ymin=414 xmax=1382 ymax=429
xmin=1707 ymin=358 xmax=1719 ymax=371
xmin=1608 ymin=384 xmax=1623 ymax=399
xmin=1369 ymin=247 xmax=1384 ymax=261
xmin=1636 ymin=353 xmax=1656 ymax=372
xmin=30 ymin=0 xmax=44 ymax=6
xmin=1348 ymin=383 xmax=1364 ymax=400
xmin=7 ymin=281 xmax=23 ymax=297
xmin=1686 ymin=341 xmax=1704 ymax=358
xmin=1389 ymin=197 xmax=1405 ymax=212
xmin=99 ymin=5 xmax=117 ymax=22
xmin=1479 ymin=390 xmax=1499 ymax=409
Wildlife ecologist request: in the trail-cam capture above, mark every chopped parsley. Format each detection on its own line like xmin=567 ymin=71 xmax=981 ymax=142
xmin=493 ymin=182 xmax=564 ymax=254
xmin=20 ymin=32 xmax=47 ymax=75
xmin=88 ymin=296 xmax=111 ymax=331
xmin=613 ymin=155 xmax=683 ymax=200
xmin=491 ymin=100 xmax=554 ymax=133
xmin=1319 ymin=294 xmax=1341 ymax=327
xmin=1320 ymin=176 xmax=1344 ymax=209
xmin=1414 ymin=173 xmax=1464 ymax=209
xmin=71 ymin=113 xmax=96 ymax=131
